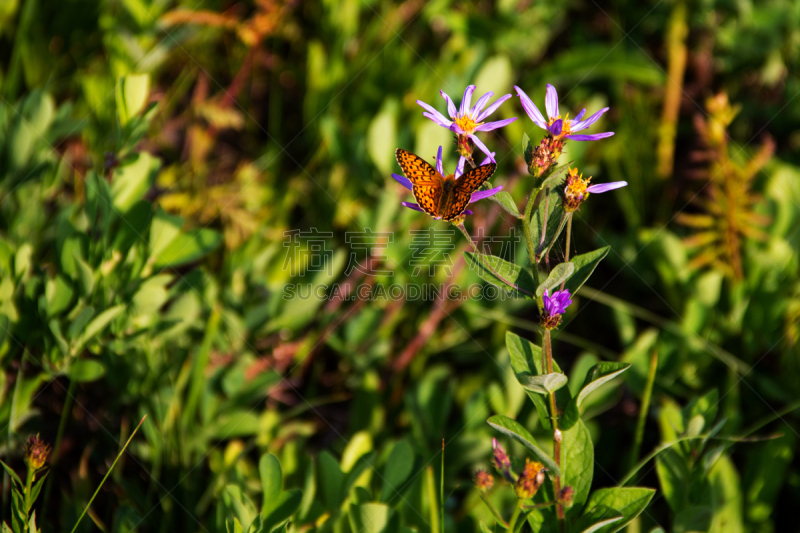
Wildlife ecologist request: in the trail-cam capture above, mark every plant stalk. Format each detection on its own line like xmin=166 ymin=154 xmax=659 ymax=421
xmin=631 ymin=349 xmax=658 ymax=468
xmin=559 ymin=214 xmax=573 ymax=291
xmin=70 ymin=415 xmax=146 ymax=533
xmin=507 ymin=499 xmax=522 ymax=532
xmin=543 ymin=330 xmax=565 ymax=528
xmin=457 ymin=223 xmax=533 ymax=296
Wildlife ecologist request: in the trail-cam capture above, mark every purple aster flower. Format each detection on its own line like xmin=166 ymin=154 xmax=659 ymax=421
xmin=417 ymin=85 xmax=517 ymax=167
xmin=391 ymin=146 xmax=502 ymax=219
xmin=541 ymin=288 xmax=572 ymax=330
xmin=514 ymin=84 xmax=614 ymax=141
xmin=563 ymin=167 xmax=627 ymax=212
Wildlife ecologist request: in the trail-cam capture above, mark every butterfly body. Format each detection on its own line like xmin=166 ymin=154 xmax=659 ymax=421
xmin=395 ymin=149 xmax=496 ymax=221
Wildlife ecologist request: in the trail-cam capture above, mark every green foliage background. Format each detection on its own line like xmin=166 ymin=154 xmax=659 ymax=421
xmin=0 ymin=0 xmax=799 ymax=531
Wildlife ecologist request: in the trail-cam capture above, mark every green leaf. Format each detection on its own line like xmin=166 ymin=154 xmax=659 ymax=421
xmin=111 ymin=152 xmax=159 ymax=213
xmin=571 ymin=505 xmax=623 ymax=533
xmin=222 ymin=485 xmax=258 ymax=533
xmin=262 ymin=489 xmax=302 ymax=532
xmin=563 ymin=420 xmax=594 ymax=517
xmin=522 ymin=132 xmax=533 ymax=168
xmin=486 ymin=415 xmax=560 ymax=476
xmin=576 ymin=362 xmax=630 ymax=409
xmin=317 ymin=452 xmax=344 ymax=512
xmin=66 ymin=359 xmax=106 ymax=382
xmin=115 ymin=74 xmax=150 ymax=127
xmin=464 ymin=252 xmax=535 ymax=297
xmin=259 ymin=454 xmax=283 ymax=513
xmin=708 ymin=454 xmax=743 ymax=532
xmin=487 ymin=190 xmax=522 ymax=218
xmin=73 ymin=252 xmax=94 ymax=297
xmin=381 ymin=440 xmax=413 ymax=502
xmin=48 ymin=320 xmax=69 ymax=357
xmin=29 ymin=472 xmax=47 ymax=509
xmin=71 ymin=305 xmax=124 ymax=356
xmin=348 ymin=503 xmax=396 ymax=533
xmin=743 ymin=433 xmax=795 ymax=524
xmin=45 ymin=276 xmax=74 ymax=317
xmin=517 ymin=373 xmax=568 ymax=395
xmin=0 ymin=459 xmax=22 ymax=488
xmin=68 ymin=307 xmax=95 ymax=340
xmin=505 ymin=331 xmax=562 ymax=429
xmin=536 ymin=261 xmax=575 ymax=298
xmin=151 ymin=228 xmax=222 ymax=269
xmin=580 ymin=487 xmax=656 ymax=532
xmin=563 ymin=247 xmax=610 ymax=295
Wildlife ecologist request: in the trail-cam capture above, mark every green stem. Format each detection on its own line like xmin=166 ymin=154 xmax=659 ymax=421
xmin=441 ymin=439 xmax=444 ymax=533
xmin=521 ymin=216 xmax=539 ymax=286
xmin=70 ymin=415 xmax=146 ymax=533
xmin=24 ymin=466 xmax=34 ymax=520
xmin=479 ymin=494 xmax=508 ymax=528
xmin=543 ymin=330 xmax=565 ymax=529
xmin=507 ymin=499 xmax=522 ymax=532
xmin=559 ymin=214 xmax=573 ymax=291
xmin=523 ymin=500 xmax=558 ymax=511
xmin=630 ymin=349 xmax=658 ymax=468
xmin=43 ymin=378 xmax=76 ymax=512
xmin=538 ymin=187 xmax=550 ymax=249
xmin=456 ymin=223 xmax=533 ymax=296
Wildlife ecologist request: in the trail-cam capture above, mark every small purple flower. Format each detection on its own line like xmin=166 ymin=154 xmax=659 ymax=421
xmin=391 ymin=146 xmax=502 ymax=219
xmin=417 ymin=85 xmax=517 ymax=167
xmin=514 ymin=84 xmax=614 ymax=141
xmin=541 ymin=288 xmax=572 ymax=330
xmin=543 ymin=288 xmax=572 ymax=317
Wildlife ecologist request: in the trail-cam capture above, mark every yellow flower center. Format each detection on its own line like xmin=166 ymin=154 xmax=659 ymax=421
xmin=548 ymin=113 xmax=571 ymax=136
xmin=454 ymin=113 xmax=481 ymax=134
xmin=565 ymin=167 xmax=591 ymax=199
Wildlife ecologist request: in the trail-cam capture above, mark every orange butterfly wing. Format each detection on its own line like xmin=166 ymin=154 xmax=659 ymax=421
xmin=395 ymin=149 xmax=443 ymax=218
xmin=443 ymin=163 xmax=497 ymax=221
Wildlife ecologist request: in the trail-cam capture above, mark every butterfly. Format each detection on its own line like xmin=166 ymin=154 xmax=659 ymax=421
xmin=395 ymin=148 xmax=497 ymax=221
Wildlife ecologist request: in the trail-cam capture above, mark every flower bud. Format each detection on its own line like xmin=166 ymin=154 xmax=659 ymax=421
xmin=492 ymin=438 xmax=514 ymax=482
xmin=557 ymin=486 xmax=575 ymax=508
xmin=24 ymin=434 xmax=51 ymax=471
xmin=474 ymin=469 xmax=494 ymax=492
xmin=514 ymin=458 xmax=546 ymax=500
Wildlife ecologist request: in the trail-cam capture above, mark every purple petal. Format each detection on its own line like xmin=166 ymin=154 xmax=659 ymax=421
xmin=570 ymin=107 xmax=609 ymax=132
xmin=566 ymin=132 xmax=615 ymax=141
xmin=392 ymin=173 xmax=413 ymax=191
xmin=514 ymin=86 xmax=547 ymax=129
xmin=545 ymin=84 xmax=559 ymax=119
xmin=417 ymin=100 xmax=451 ymax=126
xmin=460 ymin=85 xmax=475 ymax=116
xmin=474 ymin=117 xmax=517 ymax=132
xmin=470 ymin=185 xmax=503 ymax=202
xmin=436 ymin=146 xmax=444 ymax=176
xmin=450 ymin=123 xmax=465 ymax=135
xmin=469 ymin=134 xmax=495 ymax=162
xmin=455 ymin=156 xmax=466 ymax=179
xmin=574 ymin=109 xmax=587 ymax=122
xmin=477 ymin=93 xmax=513 ymax=122
xmin=422 ymin=112 xmax=452 ymax=128
xmin=471 ymin=91 xmax=494 ymax=116
xmin=441 ymin=91 xmax=457 ymax=118
xmin=479 ymin=152 xmax=495 ymax=166
xmin=402 ymin=201 xmax=425 ymax=212
xmin=586 ymin=181 xmax=628 ymax=194
xmin=462 ymin=209 xmax=474 ymax=216
xmin=548 ymin=119 xmax=563 ymax=136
